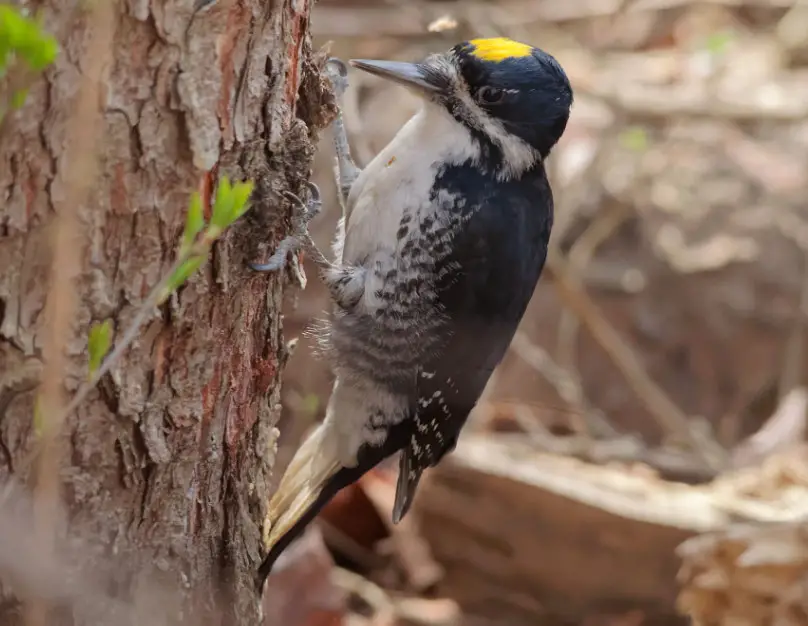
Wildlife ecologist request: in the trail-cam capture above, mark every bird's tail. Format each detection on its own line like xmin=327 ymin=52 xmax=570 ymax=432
xmin=257 ymin=378 xmax=405 ymax=590
xmin=257 ymin=424 xmax=341 ymax=585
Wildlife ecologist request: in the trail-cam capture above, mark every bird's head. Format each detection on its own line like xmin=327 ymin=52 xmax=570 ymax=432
xmin=350 ymin=37 xmax=573 ymax=170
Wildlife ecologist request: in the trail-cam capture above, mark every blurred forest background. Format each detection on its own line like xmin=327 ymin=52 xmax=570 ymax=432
xmin=268 ymin=1 xmax=808 ymax=625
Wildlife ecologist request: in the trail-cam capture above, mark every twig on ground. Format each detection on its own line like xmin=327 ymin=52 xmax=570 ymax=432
xmin=395 ymin=597 xmax=461 ymax=626
xmin=545 ymin=251 xmax=729 ymax=471
xmin=468 ymin=367 xmax=500 ymax=429
xmin=510 ymin=332 xmax=619 ymax=438
xmin=318 ymin=518 xmax=388 ymax=573
xmin=360 ymin=474 xmax=444 ymax=592
xmin=508 ymin=403 xmax=554 ymax=442
xmin=332 ymin=567 xmax=396 ymax=626
xmin=331 ymin=567 xmax=460 ymax=626
xmin=510 ymin=430 xmax=718 ymax=484
xmin=556 ymin=204 xmax=633 ymax=375
xmin=778 ymin=250 xmax=808 ymax=399
xmin=730 ymin=387 xmax=808 ymax=469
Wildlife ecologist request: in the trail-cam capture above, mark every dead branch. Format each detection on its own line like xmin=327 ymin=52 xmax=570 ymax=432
xmin=332 ymin=568 xmax=396 ymax=626
xmin=395 ymin=598 xmax=461 ymax=626
xmin=730 ymin=387 xmax=808 ymax=469
xmin=498 ymin=430 xmax=717 ymax=484
xmin=557 ymin=203 xmax=634 ymax=375
xmin=545 ymin=250 xmax=729 ymax=471
xmin=331 ymin=567 xmax=461 ymax=626
xmin=778 ymin=251 xmax=808 ymax=398
xmin=505 ymin=403 xmax=556 ymax=440
xmin=318 ymin=518 xmax=388 ymax=573
xmin=360 ymin=475 xmax=444 ymax=593
xmin=510 ymin=331 xmax=619 ymax=438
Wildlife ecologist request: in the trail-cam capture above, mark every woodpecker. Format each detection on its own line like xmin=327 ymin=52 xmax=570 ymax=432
xmin=251 ymin=37 xmax=573 ymax=588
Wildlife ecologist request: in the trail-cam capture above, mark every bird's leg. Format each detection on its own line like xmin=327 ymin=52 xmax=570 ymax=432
xmin=325 ymin=57 xmax=362 ymax=207
xmin=249 ymin=181 xmax=328 ymax=273
xmin=250 ymin=182 xmax=365 ymax=310
xmin=250 ymin=58 xmax=367 ymax=310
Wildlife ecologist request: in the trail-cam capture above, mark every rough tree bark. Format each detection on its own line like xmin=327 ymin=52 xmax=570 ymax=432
xmin=0 ymin=0 xmax=334 ymax=624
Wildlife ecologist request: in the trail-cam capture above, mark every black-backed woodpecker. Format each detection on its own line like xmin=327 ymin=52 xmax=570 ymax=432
xmin=251 ymin=37 xmax=573 ymax=588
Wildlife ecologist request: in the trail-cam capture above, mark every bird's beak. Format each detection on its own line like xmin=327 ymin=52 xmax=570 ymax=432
xmin=349 ymin=59 xmax=446 ymax=96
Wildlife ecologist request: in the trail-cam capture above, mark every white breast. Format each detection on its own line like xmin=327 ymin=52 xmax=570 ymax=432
xmin=341 ymin=105 xmax=479 ymax=266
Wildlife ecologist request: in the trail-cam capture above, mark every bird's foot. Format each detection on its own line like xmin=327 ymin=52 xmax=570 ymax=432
xmin=249 ymin=182 xmax=330 ymax=273
xmin=326 ymin=57 xmax=350 ymax=99
xmin=325 ymin=57 xmax=361 ymax=204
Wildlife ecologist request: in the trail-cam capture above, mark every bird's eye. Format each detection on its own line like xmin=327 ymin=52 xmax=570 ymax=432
xmin=476 ymin=86 xmax=505 ymax=105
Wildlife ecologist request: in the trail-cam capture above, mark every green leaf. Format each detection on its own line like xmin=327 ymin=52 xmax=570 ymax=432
xmin=211 ymin=176 xmax=235 ymax=230
xmin=87 ymin=319 xmax=113 ymax=378
xmin=230 ymin=180 xmax=255 ymax=221
xmin=0 ymin=6 xmax=24 ymax=48
xmin=705 ymin=31 xmax=733 ymax=56
xmin=33 ymin=394 xmax=44 ymax=438
xmin=26 ymin=35 xmax=57 ymax=70
xmin=159 ymin=255 xmax=206 ymax=303
xmin=0 ymin=4 xmax=58 ymax=73
xmin=302 ymin=393 xmax=320 ymax=417
xmin=181 ymin=191 xmax=205 ymax=256
xmin=619 ymin=126 xmax=649 ymax=152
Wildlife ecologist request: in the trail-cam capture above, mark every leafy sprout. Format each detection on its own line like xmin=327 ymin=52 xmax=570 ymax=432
xmin=0 ymin=3 xmax=58 ymax=115
xmin=87 ymin=319 xmax=113 ymax=378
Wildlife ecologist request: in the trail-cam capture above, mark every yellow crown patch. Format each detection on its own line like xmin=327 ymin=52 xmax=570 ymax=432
xmin=467 ymin=37 xmax=533 ymax=63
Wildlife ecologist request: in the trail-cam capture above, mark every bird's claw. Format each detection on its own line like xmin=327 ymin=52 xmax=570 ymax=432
xmin=249 ymin=237 xmax=301 ymax=273
xmin=296 ymin=180 xmax=322 ymax=223
xmin=326 ymin=57 xmax=350 ymax=98
xmin=249 ymin=182 xmax=322 ymax=273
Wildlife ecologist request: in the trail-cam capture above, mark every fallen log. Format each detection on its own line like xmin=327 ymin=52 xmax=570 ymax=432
xmin=415 ymin=434 xmax=808 ymax=625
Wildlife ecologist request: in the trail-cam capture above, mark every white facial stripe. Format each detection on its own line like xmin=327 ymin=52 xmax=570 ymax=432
xmin=454 ymin=89 xmax=538 ymax=181
xmin=424 ymin=53 xmax=540 ymax=181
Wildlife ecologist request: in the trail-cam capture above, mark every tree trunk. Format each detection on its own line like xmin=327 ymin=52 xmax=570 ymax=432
xmin=0 ymin=0 xmax=333 ymax=624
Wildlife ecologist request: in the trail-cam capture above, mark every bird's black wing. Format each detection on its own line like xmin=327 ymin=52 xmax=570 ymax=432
xmin=392 ymin=163 xmax=554 ymax=522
